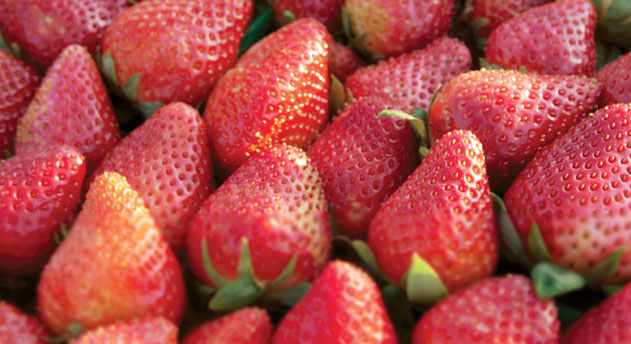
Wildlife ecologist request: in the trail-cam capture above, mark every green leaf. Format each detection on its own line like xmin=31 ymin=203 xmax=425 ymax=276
xmin=3 ymin=149 xmax=14 ymax=159
xmin=528 ymin=222 xmax=550 ymax=263
xmin=602 ymin=284 xmax=623 ymax=296
xmin=382 ymin=284 xmax=415 ymax=344
xmin=378 ymin=110 xmax=428 ymax=143
xmin=283 ymin=10 xmax=296 ymax=24
xmin=475 ymin=37 xmax=488 ymax=52
xmin=427 ymin=84 xmax=441 ymax=116
xmin=531 ymin=262 xmax=585 ymax=299
xmin=44 ymin=336 xmax=68 ymax=344
xmin=556 ymin=301 xmax=584 ymax=327
xmin=342 ymin=6 xmax=353 ymax=42
xmin=269 ymin=282 xmax=311 ymax=307
xmin=604 ymin=0 xmax=631 ymax=22
xmin=267 ymin=254 xmax=298 ymax=291
xmin=0 ymin=32 xmax=11 ymax=55
xmin=201 ymin=239 xmax=229 ymax=288
xmin=209 ymin=277 xmax=263 ymax=312
xmin=101 ymin=51 xmax=118 ymax=86
xmin=53 ymin=223 xmax=70 ymax=245
xmin=330 ymin=74 xmax=347 ymax=116
xmin=239 ymin=6 xmax=274 ymax=56
xmin=492 ymin=193 xmax=531 ymax=267
xmin=479 ymin=57 xmax=504 ymax=70
xmin=138 ymin=101 xmax=164 ymax=118
xmin=237 ymin=238 xmax=256 ymax=279
xmin=196 ymin=283 xmax=216 ymax=300
xmin=403 ymin=253 xmax=448 ymax=305
xmin=122 ymin=73 xmax=141 ymax=102
xmin=471 ymin=17 xmax=490 ymax=33
xmin=583 ymin=247 xmax=628 ymax=285
xmin=351 ymin=239 xmax=386 ymax=279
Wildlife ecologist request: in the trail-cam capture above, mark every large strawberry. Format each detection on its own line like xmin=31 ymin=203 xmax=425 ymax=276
xmin=272 ymin=0 xmax=343 ymax=31
xmin=429 ymin=69 xmax=600 ymax=193
xmin=471 ymin=0 xmax=550 ymax=38
xmin=101 ymin=0 xmax=253 ymax=116
xmin=182 ymin=307 xmax=272 ymax=344
xmin=89 ymin=102 xmax=213 ymax=248
xmin=272 ymin=260 xmax=397 ymax=344
xmin=412 ymin=275 xmax=560 ymax=343
xmin=15 ymin=45 xmax=120 ymax=173
xmin=596 ymin=51 xmax=631 ymax=106
xmin=0 ymin=301 xmax=51 ymax=344
xmin=204 ymin=18 xmax=329 ymax=175
xmin=484 ymin=0 xmax=597 ymax=75
xmin=0 ymin=145 xmax=86 ymax=275
xmin=328 ymin=35 xmax=362 ymax=83
xmin=70 ymin=317 xmax=177 ymax=344
xmin=38 ymin=171 xmax=186 ymax=337
xmin=344 ymin=37 xmax=471 ymax=113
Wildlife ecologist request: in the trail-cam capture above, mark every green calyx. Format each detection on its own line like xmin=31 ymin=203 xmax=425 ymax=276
xmin=53 ymin=223 xmax=70 ymax=245
xmin=282 ymin=10 xmax=296 ymax=24
xmin=239 ymin=6 xmax=274 ymax=56
xmin=3 ymin=149 xmax=14 ymax=160
xmin=402 ymin=253 xmax=449 ymax=305
xmin=0 ymin=32 xmax=21 ymax=60
xmin=479 ymin=58 xmax=505 ymax=70
xmin=532 ymin=262 xmax=585 ymax=299
xmin=44 ymin=321 xmax=83 ymax=343
xmin=329 ymin=74 xmax=351 ymax=117
xmin=382 ymin=284 xmax=415 ymax=344
xmin=492 ymin=193 xmax=531 ymax=267
xmin=591 ymin=0 xmax=631 ymax=49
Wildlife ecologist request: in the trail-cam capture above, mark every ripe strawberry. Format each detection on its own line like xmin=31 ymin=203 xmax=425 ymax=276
xmin=344 ymin=37 xmax=471 ymax=113
xmin=368 ymin=130 xmax=497 ymax=291
xmin=484 ymin=0 xmax=597 ymax=75
xmin=429 ymin=69 xmax=600 ymax=193
xmin=412 ymin=275 xmax=560 ymax=343
xmin=308 ymin=96 xmax=419 ymax=237
xmin=15 ymin=45 xmax=120 ymax=173
xmin=89 ymin=102 xmax=213 ymax=249
xmin=272 ymin=260 xmax=397 ymax=344
xmin=0 ymin=301 xmax=51 ymax=344
xmin=0 ymin=145 xmax=86 ymax=275
xmin=272 ymin=0 xmax=343 ymax=31
xmin=182 ymin=308 xmax=272 ymax=344
xmin=204 ymin=18 xmax=329 ymax=175
xmin=504 ymin=104 xmax=631 ymax=284
xmin=471 ymin=0 xmax=550 ymax=37
xmin=38 ymin=171 xmax=186 ymax=336
xmin=101 ymin=0 xmax=253 ymax=116
xmin=596 ymin=51 xmax=631 ymax=106
xmin=328 ymin=36 xmax=362 ymax=83
xmin=70 ymin=317 xmax=177 ymax=344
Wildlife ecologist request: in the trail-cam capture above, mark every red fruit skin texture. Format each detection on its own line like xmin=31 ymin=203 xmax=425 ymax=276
xmin=344 ymin=0 xmax=454 ymax=58
xmin=344 ymin=37 xmax=471 ymax=113
xmin=328 ymin=37 xmax=363 ymax=83
xmin=429 ymin=69 xmax=601 ymax=193
xmin=472 ymin=0 xmax=551 ymax=37
xmin=38 ymin=172 xmax=186 ymax=336
xmin=0 ymin=49 xmax=39 ymax=154
xmin=596 ymin=51 xmax=631 ymax=106
xmin=563 ymin=282 xmax=631 ymax=344
xmin=505 ymin=104 xmax=631 ymax=284
xmin=69 ymin=317 xmax=178 ymax=344
xmin=89 ymin=102 xmax=213 ymax=249
xmin=413 ymin=275 xmax=560 ymax=344
xmin=272 ymin=260 xmax=398 ymax=344
xmin=0 ymin=145 xmax=85 ymax=276
xmin=485 ymin=0 xmax=597 ymax=76
xmin=308 ymin=96 xmax=419 ymax=237
xmin=368 ymin=130 xmax=498 ymax=291
xmin=101 ymin=0 xmax=253 ymax=107
xmin=187 ymin=144 xmax=330 ymax=288
xmin=0 ymin=0 xmax=128 ymax=69
xmin=181 ymin=307 xmax=272 ymax=344
xmin=272 ymin=0 xmax=343 ymax=31
xmin=0 ymin=301 xmax=51 ymax=344
xmin=204 ymin=18 xmax=329 ymax=174
xmin=15 ymin=45 xmax=120 ymax=173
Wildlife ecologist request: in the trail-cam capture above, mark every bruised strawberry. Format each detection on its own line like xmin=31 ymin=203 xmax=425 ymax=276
xmin=0 ymin=301 xmax=51 ymax=344
xmin=471 ymin=0 xmax=550 ymax=37
xmin=328 ymin=36 xmax=362 ymax=83
xmin=596 ymin=51 xmax=631 ymax=106
xmin=182 ymin=308 xmax=272 ymax=344
xmin=272 ymin=0 xmax=343 ymax=31
xmin=70 ymin=317 xmax=177 ymax=344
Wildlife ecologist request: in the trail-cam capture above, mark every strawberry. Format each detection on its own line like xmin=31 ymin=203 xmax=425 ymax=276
xmin=204 ymin=18 xmax=329 ymax=175
xmin=101 ymin=0 xmax=253 ymax=116
xmin=70 ymin=317 xmax=177 ymax=344
xmin=471 ymin=0 xmax=550 ymax=38
xmin=181 ymin=307 xmax=272 ymax=344
xmin=344 ymin=0 xmax=454 ymax=59
xmin=37 ymin=171 xmax=186 ymax=336
xmin=344 ymin=37 xmax=471 ymax=113
xmin=89 ymin=102 xmax=213 ymax=249
xmin=272 ymin=260 xmax=397 ymax=344
xmin=272 ymin=0 xmax=343 ymax=31
xmin=328 ymin=36 xmax=362 ymax=83
xmin=15 ymin=44 xmax=120 ymax=173
xmin=412 ymin=275 xmax=560 ymax=343
xmin=367 ymin=130 xmax=497 ymax=293
xmin=0 ymin=301 xmax=51 ymax=344
xmin=484 ymin=0 xmax=597 ymax=75
xmin=308 ymin=96 xmax=419 ymax=237
xmin=596 ymin=51 xmax=631 ymax=106
xmin=429 ymin=69 xmax=601 ymax=193
xmin=0 ymin=145 xmax=86 ymax=275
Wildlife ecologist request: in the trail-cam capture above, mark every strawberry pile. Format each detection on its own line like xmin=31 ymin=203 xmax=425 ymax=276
xmin=1 ymin=0 xmax=630 ymax=343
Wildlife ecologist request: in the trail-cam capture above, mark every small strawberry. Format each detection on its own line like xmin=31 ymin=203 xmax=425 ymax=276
xmin=328 ymin=35 xmax=362 ymax=83
xmin=0 ymin=301 xmax=51 ymax=344
xmin=0 ymin=145 xmax=86 ymax=276
xmin=412 ymin=275 xmax=560 ymax=343
xmin=38 ymin=171 xmax=186 ymax=337
xmin=484 ymin=0 xmax=597 ymax=75
xmin=596 ymin=51 xmax=631 ymax=106
xmin=272 ymin=0 xmax=343 ymax=31
xmin=15 ymin=44 xmax=120 ymax=173
xmin=70 ymin=317 xmax=177 ymax=344
xmin=181 ymin=307 xmax=272 ymax=344
xmin=272 ymin=260 xmax=398 ymax=344
xmin=471 ymin=0 xmax=550 ymax=38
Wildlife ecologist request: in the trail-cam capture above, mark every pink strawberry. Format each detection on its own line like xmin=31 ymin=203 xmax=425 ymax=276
xmin=596 ymin=51 xmax=631 ymax=106
xmin=70 ymin=317 xmax=177 ymax=344
xmin=0 ymin=301 xmax=51 ymax=344
xmin=182 ymin=308 xmax=272 ymax=344
xmin=272 ymin=0 xmax=343 ymax=31
xmin=471 ymin=0 xmax=551 ymax=37
xmin=328 ymin=36 xmax=363 ymax=83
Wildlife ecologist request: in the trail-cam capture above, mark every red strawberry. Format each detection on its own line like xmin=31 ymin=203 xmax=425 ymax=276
xmin=412 ymin=275 xmax=560 ymax=343
xmin=328 ymin=36 xmax=362 ymax=83
xmin=484 ymin=0 xmax=597 ymax=75
xmin=596 ymin=51 xmax=631 ymax=106
xmin=0 ymin=301 xmax=51 ymax=344
xmin=504 ymin=104 xmax=631 ymax=284
xmin=70 ymin=317 xmax=177 ymax=344
xmin=204 ymin=18 xmax=329 ymax=175
xmin=0 ymin=49 xmax=39 ymax=155
xmin=182 ymin=307 xmax=272 ymax=344
xmin=101 ymin=0 xmax=253 ymax=116
xmin=272 ymin=0 xmax=343 ymax=31
xmin=89 ymin=102 xmax=213 ymax=249
xmin=344 ymin=37 xmax=471 ymax=113
xmin=368 ymin=130 xmax=497 ymax=292
xmin=38 ymin=171 xmax=186 ymax=336
xmin=471 ymin=0 xmax=551 ymax=37
xmin=0 ymin=145 xmax=85 ymax=275
xmin=429 ymin=69 xmax=601 ymax=193
xmin=15 ymin=44 xmax=120 ymax=173
xmin=308 ymin=96 xmax=419 ymax=237
xmin=272 ymin=260 xmax=397 ymax=344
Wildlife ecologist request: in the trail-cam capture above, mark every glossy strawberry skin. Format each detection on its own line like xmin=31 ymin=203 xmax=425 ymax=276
xmin=429 ymin=69 xmax=600 ymax=193
xmin=368 ymin=130 xmax=497 ymax=291
xmin=272 ymin=260 xmax=398 ymax=344
xmin=182 ymin=308 xmax=272 ymax=344
xmin=204 ymin=18 xmax=329 ymax=175
xmin=345 ymin=37 xmax=471 ymax=113
xmin=484 ymin=0 xmax=597 ymax=76
xmin=328 ymin=37 xmax=362 ymax=83
xmin=472 ymin=0 xmax=551 ymax=37
xmin=272 ymin=0 xmax=343 ymax=31
xmin=0 ymin=301 xmax=51 ymax=344
xmin=308 ymin=97 xmax=419 ymax=237
xmin=0 ymin=145 xmax=86 ymax=276
xmin=505 ymin=104 xmax=631 ymax=284
xmin=413 ymin=275 xmax=560 ymax=344
xmin=70 ymin=317 xmax=178 ymax=344
xmin=596 ymin=51 xmax=631 ymax=106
